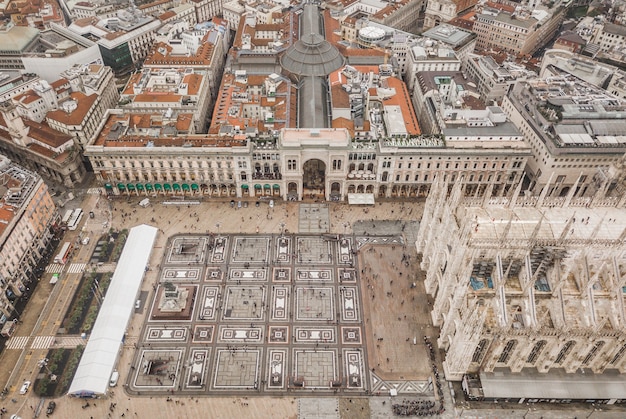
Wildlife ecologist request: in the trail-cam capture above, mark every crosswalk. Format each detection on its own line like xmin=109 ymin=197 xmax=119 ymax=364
xmin=31 ymin=336 xmax=55 ymax=349
xmin=45 ymin=264 xmax=64 ymax=274
xmin=5 ymin=336 xmax=29 ymax=349
xmin=6 ymin=335 xmax=85 ymax=350
xmin=86 ymin=187 xmax=103 ymax=194
xmin=67 ymin=263 xmax=86 ymax=274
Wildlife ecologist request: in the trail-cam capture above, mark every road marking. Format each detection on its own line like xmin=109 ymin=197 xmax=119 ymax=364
xmin=31 ymin=336 xmax=55 ymax=349
xmin=45 ymin=264 xmax=64 ymax=273
xmin=67 ymin=263 xmax=86 ymax=274
xmin=6 ymin=336 xmax=29 ymax=349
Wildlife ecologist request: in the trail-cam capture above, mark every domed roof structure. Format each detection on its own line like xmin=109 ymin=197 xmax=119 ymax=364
xmin=280 ymin=32 xmax=345 ymax=77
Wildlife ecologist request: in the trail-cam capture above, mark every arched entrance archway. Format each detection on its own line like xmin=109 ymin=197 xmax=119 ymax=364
xmin=287 ymin=182 xmax=298 ymax=201
xmin=303 ymin=159 xmax=325 ymax=198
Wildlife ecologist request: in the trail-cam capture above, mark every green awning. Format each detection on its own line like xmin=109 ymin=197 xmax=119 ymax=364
xmin=145 ymin=183 xmax=153 ymax=190
xmin=264 ymin=184 xmax=271 ymax=189
xmin=241 ymin=184 xmax=249 ymax=189
xmin=164 ymin=183 xmax=172 ymax=190
xmin=273 ymin=184 xmax=280 ymax=189
xmin=173 ymin=183 xmax=181 ymax=190
xmin=154 ymin=183 xmax=162 ymax=190
xmin=191 ymin=183 xmax=199 ymax=190
xmin=254 ymin=184 xmax=262 ymax=189
xmin=127 ymin=183 xmax=135 ymax=190
xmin=104 ymin=183 xmax=113 ymax=189
xmin=182 ymin=184 xmax=190 ymax=191
xmin=136 ymin=183 xmax=144 ymax=190
xmin=117 ymin=183 xmax=125 ymax=190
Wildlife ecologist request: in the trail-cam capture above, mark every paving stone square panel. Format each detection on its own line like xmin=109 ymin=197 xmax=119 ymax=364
xmin=295 ymin=286 xmax=334 ymax=321
xmin=272 ymin=267 xmax=291 ymax=283
xmin=293 ymin=349 xmax=338 ymax=388
xmin=270 ymin=286 xmax=290 ymax=321
xmin=161 ymin=267 xmax=201 ymax=282
xmin=186 ymin=348 xmax=210 ymax=389
xmin=167 ymin=236 xmax=208 ymax=264
xmin=133 ymin=349 xmax=182 ymax=390
xmin=339 ymin=286 xmax=361 ymax=322
xmin=210 ymin=236 xmax=229 ymax=263
xmin=212 ymin=348 xmax=261 ymax=390
xmin=267 ymin=326 xmax=289 ymax=344
xmin=222 ymin=285 xmax=267 ymax=321
xmin=204 ymin=267 xmax=224 ymax=281
xmin=228 ymin=267 xmax=267 ymax=281
xmin=293 ymin=326 xmax=336 ymax=344
xmin=296 ymin=237 xmax=332 ymax=264
xmin=295 ymin=268 xmax=333 ymax=282
xmin=218 ymin=325 xmax=263 ymax=343
xmin=231 ymin=236 xmax=270 ymax=263
xmin=192 ymin=325 xmax=214 ymax=344
xmin=337 ymin=237 xmax=354 ymax=265
xmin=344 ymin=349 xmax=366 ymax=390
xmin=197 ymin=286 xmax=220 ymax=321
xmin=341 ymin=327 xmax=362 ymax=345
xmin=146 ymin=326 xmax=188 ymax=343
xmin=337 ymin=267 xmax=357 ymax=283
xmin=275 ymin=236 xmax=291 ymax=263
xmin=266 ymin=349 xmax=287 ymax=390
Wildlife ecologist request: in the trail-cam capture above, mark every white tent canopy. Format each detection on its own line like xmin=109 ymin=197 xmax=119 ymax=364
xmin=68 ymin=224 xmax=158 ymax=397
xmin=348 ymin=193 xmax=375 ymax=205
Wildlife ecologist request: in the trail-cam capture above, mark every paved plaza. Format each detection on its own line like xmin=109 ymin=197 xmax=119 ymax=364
xmin=129 ymin=232 xmax=381 ymax=396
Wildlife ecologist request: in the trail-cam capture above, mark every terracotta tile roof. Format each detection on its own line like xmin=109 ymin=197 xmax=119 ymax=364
xmin=14 ymin=90 xmax=40 ymax=105
xmin=46 ymin=92 xmax=97 ymax=126
xmin=50 ymin=78 xmax=69 ymax=89
xmin=159 ymin=10 xmax=176 ymax=21
xmin=183 ymin=73 xmax=203 ymax=95
xmin=383 ymin=77 xmax=421 ymax=135
xmin=175 ymin=113 xmax=193 ymax=132
xmin=23 ymin=119 xmax=73 ymax=148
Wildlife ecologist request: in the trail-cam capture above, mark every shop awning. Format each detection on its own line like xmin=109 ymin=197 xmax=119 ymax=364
xmin=136 ymin=183 xmax=144 ymax=190
xmin=163 ymin=183 xmax=172 ymax=190
xmin=127 ymin=183 xmax=135 ymax=190
xmin=191 ymin=183 xmax=199 ymax=190
xmin=173 ymin=183 xmax=181 ymax=190
xmin=117 ymin=183 xmax=125 ymax=190
xmin=104 ymin=183 xmax=113 ymax=189
xmin=182 ymin=184 xmax=190 ymax=191
xmin=241 ymin=184 xmax=249 ymax=189
xmin=254 ymin=184 xmax=262 ymax=189
xmin=273 ymin=184 xmax=280 ymax=189
xmin=145 ymin=183 xmax=153 ymax=190
xmin=264 ymin=184 xmax=271 ymax=189
xmin=154 ymin=183 xmax=162 ymax=190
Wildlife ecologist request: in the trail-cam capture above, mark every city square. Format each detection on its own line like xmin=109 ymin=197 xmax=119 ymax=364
xmin=127 ymin=225 xmax=434 ymax=397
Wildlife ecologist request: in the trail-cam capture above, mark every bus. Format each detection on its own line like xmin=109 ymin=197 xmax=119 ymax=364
xmin=61 ymin=209 xmax=73 ymax=225
xmin=67 ymin=208 xmax=83 ymax=231
xmin=54 ymin=242 xmax=73 ymax=265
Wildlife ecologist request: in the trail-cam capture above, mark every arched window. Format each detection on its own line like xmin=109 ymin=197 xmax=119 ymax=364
xmin=498 ymin=339 xmax=517 ymax=363
xmin=526 ymin=340 xmax=546 ymax=364
xmin=582 ymin=341 xmax=605 ymax=365
xmin=555 ymin=340 xmax=575 ymax=364
xmin=472 ymin=339 xmax=488 ymax=364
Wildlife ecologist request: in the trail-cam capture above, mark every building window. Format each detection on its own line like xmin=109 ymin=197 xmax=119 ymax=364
xmin=555 ymin=341 xmax=575 ymax=364
xmin=498 ymin=339 xmax=517 ymax=363
xmin=526 ymin=340 xmax=546 ymax=364
xmin=472 ymin=339 xmax=488 ymax=363
xmin=288 ymin=159 xmax=297 ymax=170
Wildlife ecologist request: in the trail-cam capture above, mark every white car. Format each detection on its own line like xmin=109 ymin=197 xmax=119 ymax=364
xmin=82 ymin=237 xmax=90 ymax=245
xmin=269 ymin=199 xmax=274 ymax=208
xmin=19 ymin=380 xmax=30 ymax=394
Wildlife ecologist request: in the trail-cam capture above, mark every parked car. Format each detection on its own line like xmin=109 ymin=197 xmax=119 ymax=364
xmin=269 ymin=199 xmax=274 ymax=208
xmin=19 ymin=381 xmax=30 ymax=395
xmin=46 ymin=401 xmax=56 ymax=415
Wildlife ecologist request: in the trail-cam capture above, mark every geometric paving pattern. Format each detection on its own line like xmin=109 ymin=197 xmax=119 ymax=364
xmin=130 ymin=234 xmax=369 ymax=395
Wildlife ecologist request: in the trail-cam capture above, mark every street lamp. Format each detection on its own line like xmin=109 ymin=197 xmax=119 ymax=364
xmin=215 ymin=222 xmax=221 ymax=237
xmin=279 ymin=222 xmax=285 ymax=237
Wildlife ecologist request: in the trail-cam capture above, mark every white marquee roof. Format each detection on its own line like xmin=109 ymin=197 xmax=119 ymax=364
xmin=68 ymin=224 xmax=158 ymax=397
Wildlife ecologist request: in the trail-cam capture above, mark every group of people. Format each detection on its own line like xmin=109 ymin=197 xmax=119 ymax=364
xmin=391 ymin=337 xmax=445 ymax=416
